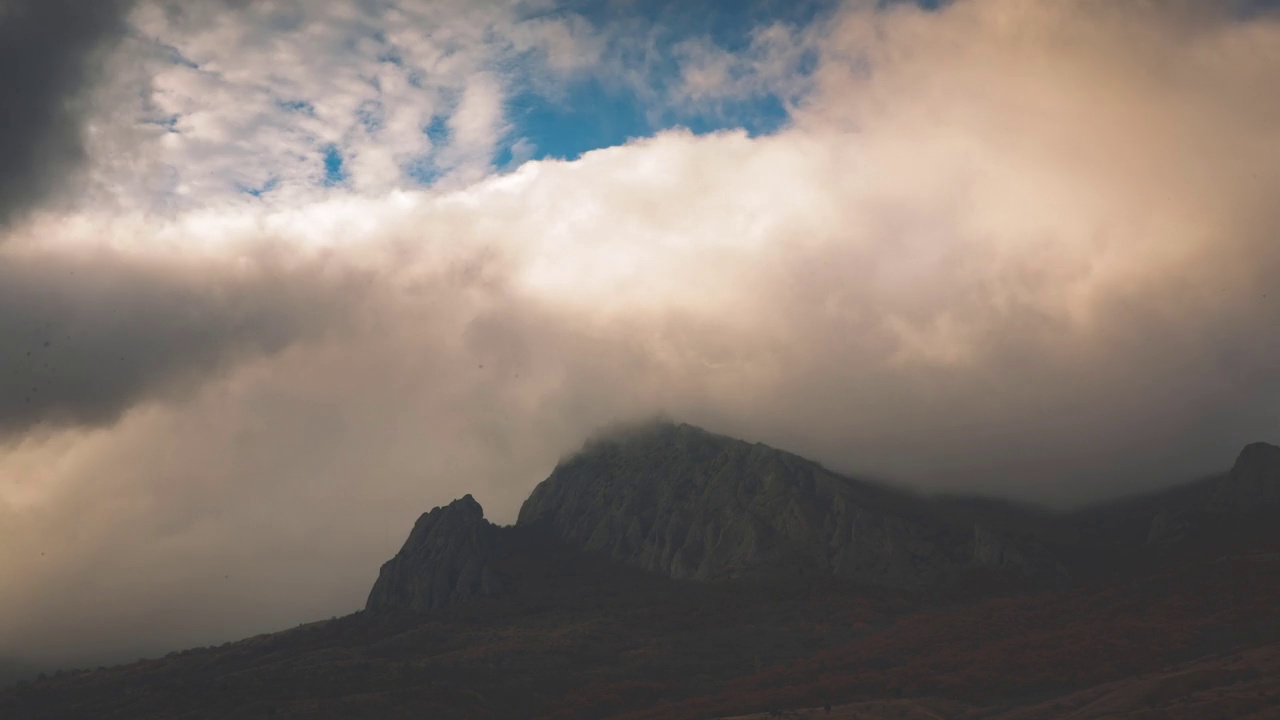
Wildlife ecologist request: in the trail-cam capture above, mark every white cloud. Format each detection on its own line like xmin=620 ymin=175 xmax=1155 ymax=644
xmin=73 ymin=0 xmax=607 ymax=213
xmin=672 ymin=20 xmax=816 ymax=108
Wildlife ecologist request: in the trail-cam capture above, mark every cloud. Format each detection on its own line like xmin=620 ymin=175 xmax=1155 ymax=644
xmin=671 ymin=20 xmax=815 ymax=108
xmin=3 ymin=0 xmax=1280 ymax=667
xmin=0 ymin=240 xmax=365 ymax=441
xmin=0 ymin=0 xmax=135 ymax=228
xmin=68 ymin=0 xmax=608 ymax=212
xmin=439 ymin=72 xmax=511 ymax=180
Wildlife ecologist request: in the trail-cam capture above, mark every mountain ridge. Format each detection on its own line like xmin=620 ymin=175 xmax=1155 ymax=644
xmin=7 ymin=421 xmax=1280 ymax=720
xmin=367 ymin=422 xmax=1078 ymax=614
xmin=366 ymin=421 xmax=1280 ymax=614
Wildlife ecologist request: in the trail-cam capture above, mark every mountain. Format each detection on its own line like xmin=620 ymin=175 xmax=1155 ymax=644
xmin=1210 ymin=441 xmax=1280 ymax=512
xmin=366 ymin=495 xmax=507 ymax=612
xmin=364 ymin=422 xmax=1069 ymax=617
xmin=5 ymin=422 xmax=1280 ymax=720
xmin=515 ymin=422 xmax=1067 ymax=588
xmin=368 ymin=426 xmax=1280 ymax=615
xmin=1140 ymin=441 xmax=1280 ymax=547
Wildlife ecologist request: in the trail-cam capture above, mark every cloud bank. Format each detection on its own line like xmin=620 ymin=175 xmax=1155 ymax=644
xmin=2 ymin=0 xmax=1280 ymax=665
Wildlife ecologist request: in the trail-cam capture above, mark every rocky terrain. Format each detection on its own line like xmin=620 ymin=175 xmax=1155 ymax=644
xmin=4 ymin=421 xmax=1279 ymax=719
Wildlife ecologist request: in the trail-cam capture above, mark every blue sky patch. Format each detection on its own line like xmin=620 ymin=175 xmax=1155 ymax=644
xmin=404 ymin=156 xmax=444 ymax=186
xmin=503 ymin=79 xmax=793 ymax=166
xmin=237 ymin=177 xmax=279 ymax=198
xmin=322 ymin=145 xmax=347 ymax=186
xmin=424 ymin=115 xmax=449 ymax=146
xmin=495 ymin=0 xmax=827 ymax=166
xmin=505 ymin=79 xmax=651 ymax=162
xmin=244 ymin=0 xmax=835 ymax=191
xmin=143 ymin=114 xmax=181 ymax=133
xmin=279 ymin=100 xmax=316 ymax=115
xmin=161 ymin=43 xmax=200 ymax=69
xmin=558 ymin=0 xmax=835 ymax=51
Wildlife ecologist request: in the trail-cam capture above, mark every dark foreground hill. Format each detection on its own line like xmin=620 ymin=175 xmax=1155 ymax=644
xmin=4 ymin=421 xmax=1280 ymax=719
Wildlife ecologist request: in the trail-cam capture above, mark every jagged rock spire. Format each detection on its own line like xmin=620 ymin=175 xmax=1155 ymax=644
xmin=366 ymin=495 xmax=506 ymax=612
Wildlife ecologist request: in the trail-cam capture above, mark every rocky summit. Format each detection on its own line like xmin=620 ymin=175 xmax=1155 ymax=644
xmin=1210 ymin=441 xmax=1280 ymax=512
xmin=1145 ymin=440 xmax=1280 ymax=546
xmin=365 ymin=494 xmax=507 ymax=612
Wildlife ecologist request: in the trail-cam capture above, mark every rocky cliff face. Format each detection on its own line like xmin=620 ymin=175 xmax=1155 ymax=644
xmin=516 ymin=422 xmax=1066 ymax=587
xmin=365 ymin=495 xmax=507 ymax=612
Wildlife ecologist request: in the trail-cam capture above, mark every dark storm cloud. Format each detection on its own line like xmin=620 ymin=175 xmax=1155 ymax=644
xmin=0 ymin=248 xmax=363 ymax=440
xmin=0 ymin=0 xmax=137 ymax=228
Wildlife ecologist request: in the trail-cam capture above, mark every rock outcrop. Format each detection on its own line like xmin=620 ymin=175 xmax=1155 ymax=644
xmin=365 ymin=495 xmax=507 ymax=612
xmin=517 ymin=422 xmax=1066 ymax=587
xmin=1209 ymin=442 xmax=1280 ymax=513
xmin=971 ymin=521 xmax=1070 ymax=582
xmin=1145 ymin=508 xmax=1193 ymax=545
xmin=1141 ymin=441 xmax=1280 ymax=546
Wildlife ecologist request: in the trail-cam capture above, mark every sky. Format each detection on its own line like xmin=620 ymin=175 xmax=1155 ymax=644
xmin=1 ymin=0 xmax=1280 ymax=667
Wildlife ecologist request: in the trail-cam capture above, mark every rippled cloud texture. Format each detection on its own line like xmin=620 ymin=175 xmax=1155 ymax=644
xmin=2 ymin=0 xmax=1279 ymax=664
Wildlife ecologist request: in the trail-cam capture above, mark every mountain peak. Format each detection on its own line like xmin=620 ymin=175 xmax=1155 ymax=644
xmin=574 ymin=419 xmax=729 ymax=453
xmin=365 ymin=495 xmax=505 ymax=612
xmin=1237 ymin=441 xmax=1280 ymax=462
xmin=437 ymin=493 xmax=483 ymax=518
